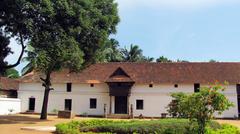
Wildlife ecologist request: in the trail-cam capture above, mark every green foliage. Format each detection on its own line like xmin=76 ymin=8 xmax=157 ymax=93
xmin=156 ymin=56 xmax=189 ymax=63
xmin=56 ymin=121 xmax=80 ymax=134
xmin=56 ymin=119 xmax=222 ymax=134
xmin=156 ymin=56 xmax=172 ymax=63
xmin=120 ymin=44 xmax=143 ymax=62
xmin=96 ymin=38 xmax=123 ymax=62
xmin=21 ymin=45 xmax=37 ymax=75
xmin=52 ymin=0 xmax=120 ymax=65
xmin=140 ymin=56 xmax=155 ymax=62
xmin=167 ymin=83 xmax=234 ymax=134
xmin=167 ymin=92 xmax=188 ymax=118
xmin=209 ymin=59 xmax=218 ymax=63
xmin=0 ymin=33 xmax=11 ymax=75
xmin=5 ymin=68 xmax=19 ymax=78
xmin=120 ymin=44 xmax=154 ymax=62
xmin=0 ymin=0 xmax=35 ymax=74
xmin=206 ymin=124 xmax=240 ymax=134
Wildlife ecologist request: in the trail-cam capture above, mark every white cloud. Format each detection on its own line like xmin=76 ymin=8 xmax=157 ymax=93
xmin=116 ymin=0 xmax=240 ymax=10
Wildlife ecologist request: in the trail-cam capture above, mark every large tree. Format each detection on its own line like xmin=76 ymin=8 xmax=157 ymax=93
xmin=0 ymin=0 xmax=33 ymax=75
xmin=22 ymin=0 xmax=119 ymax=119
xmin=52 ymin=0 xmax=120 ymax=66
xmin=32 ymin=32 xmax=83 ymax=120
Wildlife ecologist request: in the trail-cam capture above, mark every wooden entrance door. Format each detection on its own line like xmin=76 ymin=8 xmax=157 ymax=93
xmin=29 ymin=98 xmax=35 ymax=111
xmin=115 ymin=96 xmax=127 ymax=114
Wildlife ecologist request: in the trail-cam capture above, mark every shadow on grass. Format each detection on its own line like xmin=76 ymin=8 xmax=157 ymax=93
xmin=0 ymin=115 xmax=53 ymax=124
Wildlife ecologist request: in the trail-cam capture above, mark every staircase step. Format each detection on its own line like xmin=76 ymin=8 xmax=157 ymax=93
xmin=107 ymin=114 xmax=130 ymax=119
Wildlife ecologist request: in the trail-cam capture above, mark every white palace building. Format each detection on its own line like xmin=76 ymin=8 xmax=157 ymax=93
xmin=18 ymin=62 xmax=240 ymax=118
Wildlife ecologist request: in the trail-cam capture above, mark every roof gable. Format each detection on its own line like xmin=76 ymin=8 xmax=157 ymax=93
xmin=106 ymin=67 xmax=134 ymax=83
xmin=109 ymin=67 xmax=130 ymax=78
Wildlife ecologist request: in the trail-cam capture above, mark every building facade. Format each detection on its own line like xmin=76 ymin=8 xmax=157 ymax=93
xmin=18 ymin=63 xmax=240 ymax=118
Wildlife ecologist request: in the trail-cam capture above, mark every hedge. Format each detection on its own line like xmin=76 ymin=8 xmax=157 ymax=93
xmin=56 ymin=119 xmax=236 ymax=134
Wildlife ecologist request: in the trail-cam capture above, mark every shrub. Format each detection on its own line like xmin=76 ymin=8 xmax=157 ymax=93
xmin=56 ymin=119 xmax=222 ymax=134
xmin=80 ymin=119 xmax=192 ymax=134
xmin=167 ymin=83 xmax=234 ymax=134
xmin=206 ymin=124 xmax=240 ymax=134
xmin=55 ymin=121 xmax=80 ymax=134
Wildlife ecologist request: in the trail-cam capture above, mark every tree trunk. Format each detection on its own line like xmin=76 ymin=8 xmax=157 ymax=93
xmin=40 ymin=71 xmax=52 ymax=120
xmin=4 ymin=32 xmax=26 ymax=70
xmin=198 ymin=119 xmax=206 ymax=134
xmin=40 ymin=87 xmax=50 ymax=119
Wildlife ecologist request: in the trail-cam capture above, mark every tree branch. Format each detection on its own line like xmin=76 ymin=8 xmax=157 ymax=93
xmin=4 ymin=32 xmax=26 ymax=69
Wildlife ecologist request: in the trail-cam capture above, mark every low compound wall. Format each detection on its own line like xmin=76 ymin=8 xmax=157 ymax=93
xmin=0 ymin=98 xmax=21 ymax=115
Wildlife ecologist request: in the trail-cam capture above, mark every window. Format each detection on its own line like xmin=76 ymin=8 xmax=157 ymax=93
xmin=236 ymin=84 xmax=240 ymax=116
xmin=65 ymin=99 xmax=72 ymax=111
xmin=90 ymin=83 xmax=94 ymax=87
xmin=149 ymin=84 xmax=153 ymax=88
xmin=174 ymin=84 xmax=178 ymax=88
xmin=136 ymin=100 xmax=144 ymax=110
xmin=67 ymin=83 xmax=72 ymax=92
xmin=194 ymin=83 xmax=200 ymax=92
xmin=237 ymin=84 xmax=240 ymax=95
xmin=90 ymin=98 xmax=97 ymax=109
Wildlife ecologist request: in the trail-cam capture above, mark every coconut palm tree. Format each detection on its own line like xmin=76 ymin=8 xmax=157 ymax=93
xmin=21 ymin=45 xmax=37 ymax=75
xmin=121 ymin=44 xmax=144 ymax=62
xmin=98 ymin=39 xmax=123 ymax=62
xmin=140 ymin=56 xmax=154 ymax=62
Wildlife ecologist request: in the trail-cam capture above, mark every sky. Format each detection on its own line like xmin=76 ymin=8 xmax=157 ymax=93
xmin=6 ymin=0 xmax=240 ymax=73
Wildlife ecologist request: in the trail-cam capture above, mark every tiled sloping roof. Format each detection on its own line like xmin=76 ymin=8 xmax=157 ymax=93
xmin=20 ymin=62 xmax=240 ymax=84
xmin=0 ymin=77 xmax=19 ymax=90
xmin=105 ymin=67 xmax=134 ymax=83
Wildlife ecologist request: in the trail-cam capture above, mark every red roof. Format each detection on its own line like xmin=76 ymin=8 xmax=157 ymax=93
xmin=0 ymin=77 xmax=19 ymax=90
xmin=20 ymin=62 xmax=240 ymax=84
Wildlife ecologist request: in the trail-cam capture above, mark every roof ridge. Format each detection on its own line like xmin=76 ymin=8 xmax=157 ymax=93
xmin=96 ymin=62 xmax=240 ymax=64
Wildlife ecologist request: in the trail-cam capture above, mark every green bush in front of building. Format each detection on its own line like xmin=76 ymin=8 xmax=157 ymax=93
xmin=56 ymin=119 xmax=233 ymax=134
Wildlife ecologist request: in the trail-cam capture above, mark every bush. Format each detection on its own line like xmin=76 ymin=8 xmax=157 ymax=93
xmin=56 ymin=119 xmax=223 ymax=134
xmin=80 ymin=119 xmax=193 ymax=134
xmin=206 ymin=124 xmax=240 ymax=134
xmin=55 ymin=121 xmax=80 ymax=134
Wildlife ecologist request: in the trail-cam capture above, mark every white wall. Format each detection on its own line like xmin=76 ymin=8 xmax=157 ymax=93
xmin=18 ymin=83 xmax=110 ymax=116
xmin=18 ymin=83 xmax=239 ymax=118
xmin=130 ymin=84 xmax=238 ymax=118
xmin=130 ymin=84 xmax=194 ymax=117
xmin=0 ymin=98 xmax=21 ymax=115
xmin=214 ymin=85 xmax=238 ymax=118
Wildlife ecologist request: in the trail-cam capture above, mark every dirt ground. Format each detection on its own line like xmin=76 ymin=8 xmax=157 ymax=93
xmin=1 ymin=114 xmax=240 ymax=134
xmin=215 ymin=119 xmax=240 ymax=128
xmin=0 ymin=114 xmax=92 ymax=134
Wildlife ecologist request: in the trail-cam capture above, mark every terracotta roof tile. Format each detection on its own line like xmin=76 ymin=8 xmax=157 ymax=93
xmin=20 ymin=62 xmax=240 ymax=84
xmin=0 ymin=77 xmax=19 ymax=90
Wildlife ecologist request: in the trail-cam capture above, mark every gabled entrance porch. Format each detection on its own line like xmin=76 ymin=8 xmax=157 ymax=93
xmin=105 ymin=67 xmax=135 ymax=118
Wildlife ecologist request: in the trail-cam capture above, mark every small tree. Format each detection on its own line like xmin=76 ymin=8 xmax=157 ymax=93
xmin=167 ymin=92 xmax=188 ymax=118
xmin=168 ymin=83 xmax=234 ymax=134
